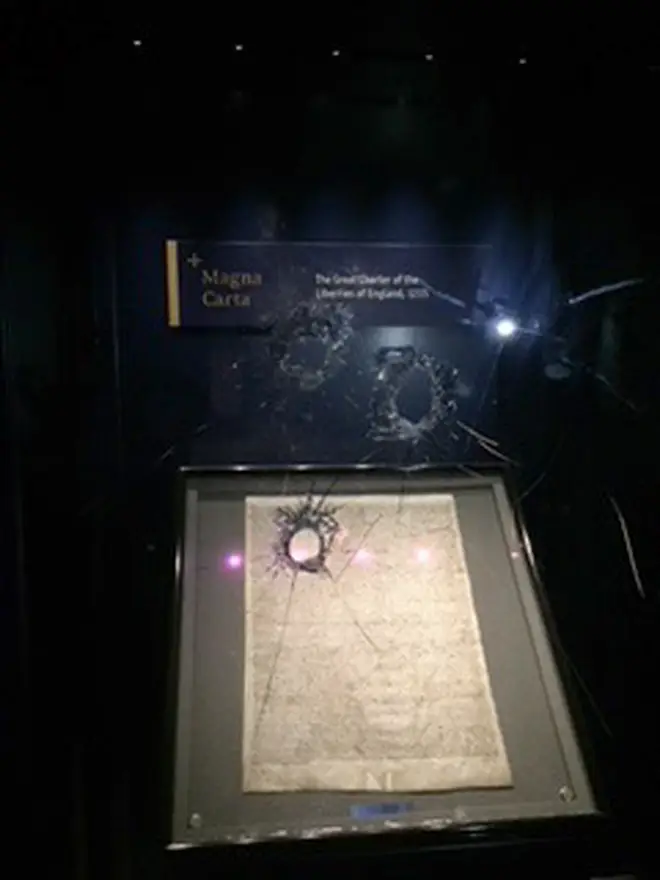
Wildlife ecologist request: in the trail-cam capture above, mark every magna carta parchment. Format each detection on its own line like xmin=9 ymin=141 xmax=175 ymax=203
xmin=243 ymin=492 xmax=512 ymax=793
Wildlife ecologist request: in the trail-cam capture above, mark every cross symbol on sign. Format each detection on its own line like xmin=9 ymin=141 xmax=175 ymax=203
xmin=187 ymin=253 xmax=203 ymax=269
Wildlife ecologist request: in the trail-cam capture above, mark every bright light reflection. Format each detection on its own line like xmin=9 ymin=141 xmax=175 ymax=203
xmin=353 ymin=548 xmax=372 ymax=564
xmin=289 ymin=528 xmax=320 ymax=563
xmin=225 ymin=553 xmax=243 ymax=570
xmin=415 ymin=548 xmax=430 ymax=563
xmin=494 ymin=317 xmax=517 ymax=339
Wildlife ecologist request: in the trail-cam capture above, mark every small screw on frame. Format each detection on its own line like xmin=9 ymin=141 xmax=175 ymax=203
xmin=558 ymin=785 xmax=576 ymax=803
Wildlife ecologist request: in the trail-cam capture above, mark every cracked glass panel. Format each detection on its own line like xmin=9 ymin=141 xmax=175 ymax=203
xmin=105 ymin=227 xmax=646 ymax=491
xmin=175 ymin=241 xmax=516 ymax=468
xmin=243 ymin=490 xmax=511 ymax=793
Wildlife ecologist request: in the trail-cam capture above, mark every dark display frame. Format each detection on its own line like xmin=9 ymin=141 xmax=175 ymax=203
xmin=166 ymin=465 xmax=606 ymax=855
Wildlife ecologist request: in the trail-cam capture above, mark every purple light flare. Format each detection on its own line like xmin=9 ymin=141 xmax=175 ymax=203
xmin=224 ymin=552 xmax=243 ymax=571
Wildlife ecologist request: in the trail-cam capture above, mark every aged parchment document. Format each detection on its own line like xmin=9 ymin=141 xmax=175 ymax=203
xmin=243 ymin=493 xmax=511 ymax=792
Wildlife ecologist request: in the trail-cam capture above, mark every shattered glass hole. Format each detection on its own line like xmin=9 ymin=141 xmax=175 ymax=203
xmin=287 ymin=336 xmax=329 ymax=371
xmin=288 ymin=527 xmax=322 ymax=564
xmin=394 ymin=364 xmax=433 ymax=423
xmin=271 ymin=300 xmax=354 ymax=392
xmin=270 ymin=495 xmax=342 ymax=577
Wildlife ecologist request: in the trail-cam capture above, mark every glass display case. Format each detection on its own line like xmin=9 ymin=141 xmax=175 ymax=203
xmin=169 ymin=467 xmax=601 ymax=848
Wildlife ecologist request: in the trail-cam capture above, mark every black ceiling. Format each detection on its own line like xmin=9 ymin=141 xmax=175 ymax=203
xmin=2 ymin=1 xmax=659 ymax=70
xmin=2 ymin=1 xmax=658 ymax=191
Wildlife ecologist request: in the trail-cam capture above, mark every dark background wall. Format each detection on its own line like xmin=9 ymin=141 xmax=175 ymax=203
xmin=3 ymin=4 xmax=660 ymax=877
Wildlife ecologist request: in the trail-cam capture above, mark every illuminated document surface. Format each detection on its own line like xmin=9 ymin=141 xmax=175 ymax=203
xmin=171 ymin=471 xmax=598 ymax=847
xmin=243 ymin=493 xmax=511 ymax=793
